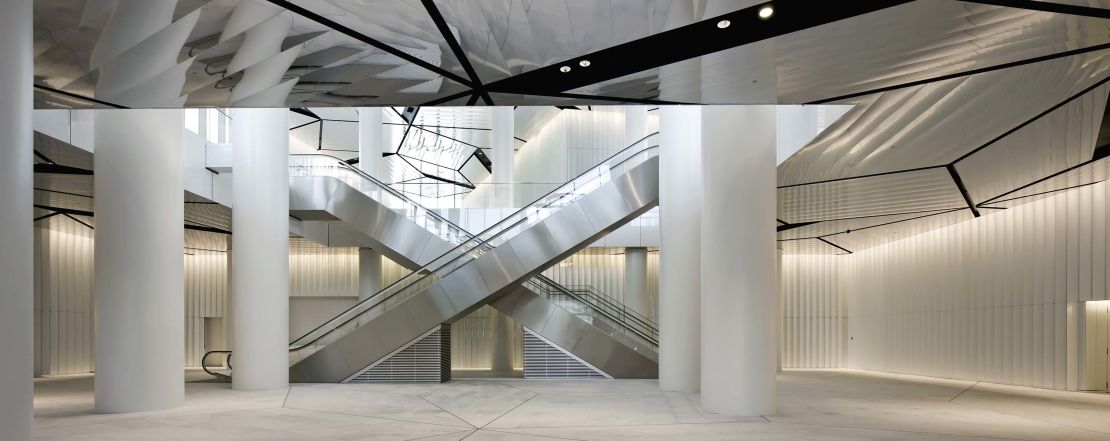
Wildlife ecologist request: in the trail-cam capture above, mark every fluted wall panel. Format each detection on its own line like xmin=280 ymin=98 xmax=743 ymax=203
xmin=33 ymin=217 xmax=95 ymax=376
xmin=844 ymin=181 xmax=1110 ymax=390
xmin=781 ymin=254 xmax=844 ymax=369
xmin=184 ymin=251 xmax=227 ymax=367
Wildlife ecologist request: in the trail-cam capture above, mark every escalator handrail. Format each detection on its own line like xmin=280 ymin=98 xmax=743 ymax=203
xmin=201 ymin=350 xmax=232 ymax=381
xmin=525 ymin=278 xmax=658 ymax=347
xmin=287 ymin=133 xmax=661 ymax=352
xmin=564 ymin=284 xmax=658 ymax=334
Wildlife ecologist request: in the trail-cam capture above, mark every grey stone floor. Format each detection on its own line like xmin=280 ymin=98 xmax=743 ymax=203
xmin=31 ymin=369 xmax=1110 ymax=440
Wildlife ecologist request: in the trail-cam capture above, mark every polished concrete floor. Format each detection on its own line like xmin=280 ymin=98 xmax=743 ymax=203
xmin=32 ymin=369 xmax=1110 ymax=440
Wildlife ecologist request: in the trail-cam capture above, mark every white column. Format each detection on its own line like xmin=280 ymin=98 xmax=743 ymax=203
xmin=658 ymin=106 xmax=702 ymax=393
xmin=358 ymin=107 xmax=384 ymax=179
xmin=624 ymin=247 xmax=649 ymax=317
xmin=358 ymin=248 xmax=383 ymax=301
xmin=491 ymin=107 xmax=514 ymax=208
xmin=0 ymin=0 xmax=33 ymax=436
xmin=230 ymin=108 xmax=290 ymax=390
xmin=489 ymin=309 xmax=515 ymax=373
xmin=93 ymin=110 xmax=185 ymax=413
xmin=700 ymin=106 xmax=777 ymax=416
xmin=625 ymin=106 xmax=648 ymax=146
xmin=357 ymin=107 xmax=385 ymax=300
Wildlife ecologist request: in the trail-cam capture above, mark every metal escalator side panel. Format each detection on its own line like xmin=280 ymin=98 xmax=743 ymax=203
xmin=290 ymin=284 xmax=460 ymax=383
xmin=288 ymin=175 xmax=433 ymax=269
xmin=492 ymin=286 xmax=658 ymax=379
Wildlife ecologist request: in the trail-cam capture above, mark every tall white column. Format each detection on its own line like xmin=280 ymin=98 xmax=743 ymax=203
xmin=230 ymin=108 xmax=290 ymax=390
xmin=357 ymin=107 xmax=384 ymax=299
xmin=624 ymin=247 xmax=649 ymax=317
xmin=0 ymin=0 xmax=33 ymax=436
xmin=625 ymin=106 xmax=648 ymax=146
xmin=491 ymin=107 xmax=514 ymax=208
xmin=658 ymin=106 xmax=702 ymax=393
xmin=93 ymin=110 xmax=185 ymax=413
xmin=700 ymin=106 xmax=777 ymax=416
xmin=358 ymin=107 xmax=384 ymax=179
xmin=358 ymin=248 xmax=383 ymax=301
xmin=489 ymin=309 xmax=515 ymax=373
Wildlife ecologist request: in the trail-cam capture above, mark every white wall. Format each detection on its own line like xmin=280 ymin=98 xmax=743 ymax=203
xmin=782 ymin=179 xmax=1110 ymax=390
xmin=781 ymin=254 xmax=844 ymax=369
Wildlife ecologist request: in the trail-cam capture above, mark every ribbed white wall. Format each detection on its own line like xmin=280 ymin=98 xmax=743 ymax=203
xmin=184 ymin=251 xmax=227 ymax=367
xmin=781 ymin=179 xmax=1110 ymax=390
xmin=844 ymin=180 xmax=1110 ymax=390
xmin=781 ymin=254 xmax=844 ymax=369
xmin=33 ymin=217 xmax=94 ymax=376
xmin=542 ymin=248 xmax=660 ymax=321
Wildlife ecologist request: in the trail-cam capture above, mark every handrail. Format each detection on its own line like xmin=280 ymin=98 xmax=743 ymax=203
xmin=201 ymin=350 xmax=232 ymax=382
xmin=525 ymin=278 xmax=658 ymax=347
xmin=563 ymin=284 xmax=658 ymax=334
xmin=287 ymin=133 xmax=660 ymax=354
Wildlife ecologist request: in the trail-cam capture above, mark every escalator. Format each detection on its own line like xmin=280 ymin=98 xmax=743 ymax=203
xmin=212 ymin=134 xmax=661 ymax=382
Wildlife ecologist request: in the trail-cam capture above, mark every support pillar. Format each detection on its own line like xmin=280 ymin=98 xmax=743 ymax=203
xmin=358 ymin=107 xmax=385 ymax=300
xmin=700 ymin=106 xmax=777 ymax=416
xmin=230 ymin=108 xmax=289 ymax=390
xmin=94 ymin=110 xmax=185 ymax=413
xmin=0 ymin=0 xmax=33 ymax=436
xmin=658 ymin=106 xmax=702 ymax=393
xmin=358 ymin=248 xmax=383 ymax=301
xmin=492 ymin=107 xmax=514 ymax=208
xmin=624 ymin=247 xmax=649 ymax=318
xmin=625 ymin=106 xmax=648 ymax=146
xmin=490 ymin=309 xmax=515 ymax=373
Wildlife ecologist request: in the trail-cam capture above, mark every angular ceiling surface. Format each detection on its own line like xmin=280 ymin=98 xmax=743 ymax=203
xmin=30 ymin=0 xmax=1110 ymax=255
xmin=31 ymin=0 xmax=1110 ymax=108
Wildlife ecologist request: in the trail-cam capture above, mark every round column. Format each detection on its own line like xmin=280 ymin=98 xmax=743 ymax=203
xmin=700 ymin=106 xmax=777 ymax=416
xmin=0 ymin=0 xmax=33 ymax=436
xmin=658 ymin=106 xmax=702 ymax=393
xmin=625 ymin=107 xmax=648 ymax=145
xmin=94 ymin=110 xmax=185 ymax=413
xmin=357 ymin=107 xmax=385 ymax=300
xmin=230 ymin=108 xmax=289 ymax=390
xmin=489 ymin=309 xmax=515 ymax=373
xmin=624 ymin=247 xmax=649 ymax=318
xmin=358 ymin=248 xmax=383 ymax=301
xmin=491 ymin=107 xmax=514 ymax=208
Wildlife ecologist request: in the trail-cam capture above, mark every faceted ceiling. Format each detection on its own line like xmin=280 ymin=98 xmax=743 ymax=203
xmin=31 ymin=0 xmax=1110 ymax=108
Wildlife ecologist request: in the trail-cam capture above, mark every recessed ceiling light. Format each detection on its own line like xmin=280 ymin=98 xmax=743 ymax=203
xmin=579 ymin=60 xmax=591 ymax=67
xmin=716 ymin=19 xmax=731 ymax=29
xmin=559 ymin=65 xmax=571 ymax=73
xmin=758 ymin=5 xmax=774 ymax=19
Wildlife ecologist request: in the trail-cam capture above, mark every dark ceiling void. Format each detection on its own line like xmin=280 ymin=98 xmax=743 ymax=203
xmin=483 ymin=0 xmax=912 ymax=97
xmin=961 ymin=0 xmax=1110 ymax=19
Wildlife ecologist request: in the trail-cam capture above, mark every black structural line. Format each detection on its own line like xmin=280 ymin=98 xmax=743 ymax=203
xmin=484 ymin=0 xmax=910 ymax=96
xmin=946 ymin=165 xmax=981 ymax=217
xmin=512 ymin=91 xmax=687 ymax=106
xmin=951 ymin=75 xmax=1110 ymax=164
xmin=977 ymin=156 xmax=1106 ymax=205
xmin=778 ymin=165 xmax=947 ymax=189
xmin=465 ymin=92 xmax=481 ymax=106
xmin=961 ymin=0 xmax=1110 ymax=19
xmin=265 ymin=0 xmax=473 ymax=88
xmin=982 ymin=180 xmax=1105 ymax=207
xmin=33 ymin=84 xmax=129 ymax=109
xmin=421 ymin=0 xmax=492 ymax=105
xmin=810 ymin=42 xmax=1110 ymax=104
xmin=817 ymin=237 xmax=853 ymax=254
xmin=420 ymin=89 xmax=474 ymax=106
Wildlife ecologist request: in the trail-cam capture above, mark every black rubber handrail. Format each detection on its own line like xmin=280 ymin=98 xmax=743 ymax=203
xmin=527 ymin=279 xmax=658 ymax=347
xmin=201 ymin=350 xmax=232 ymax=382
